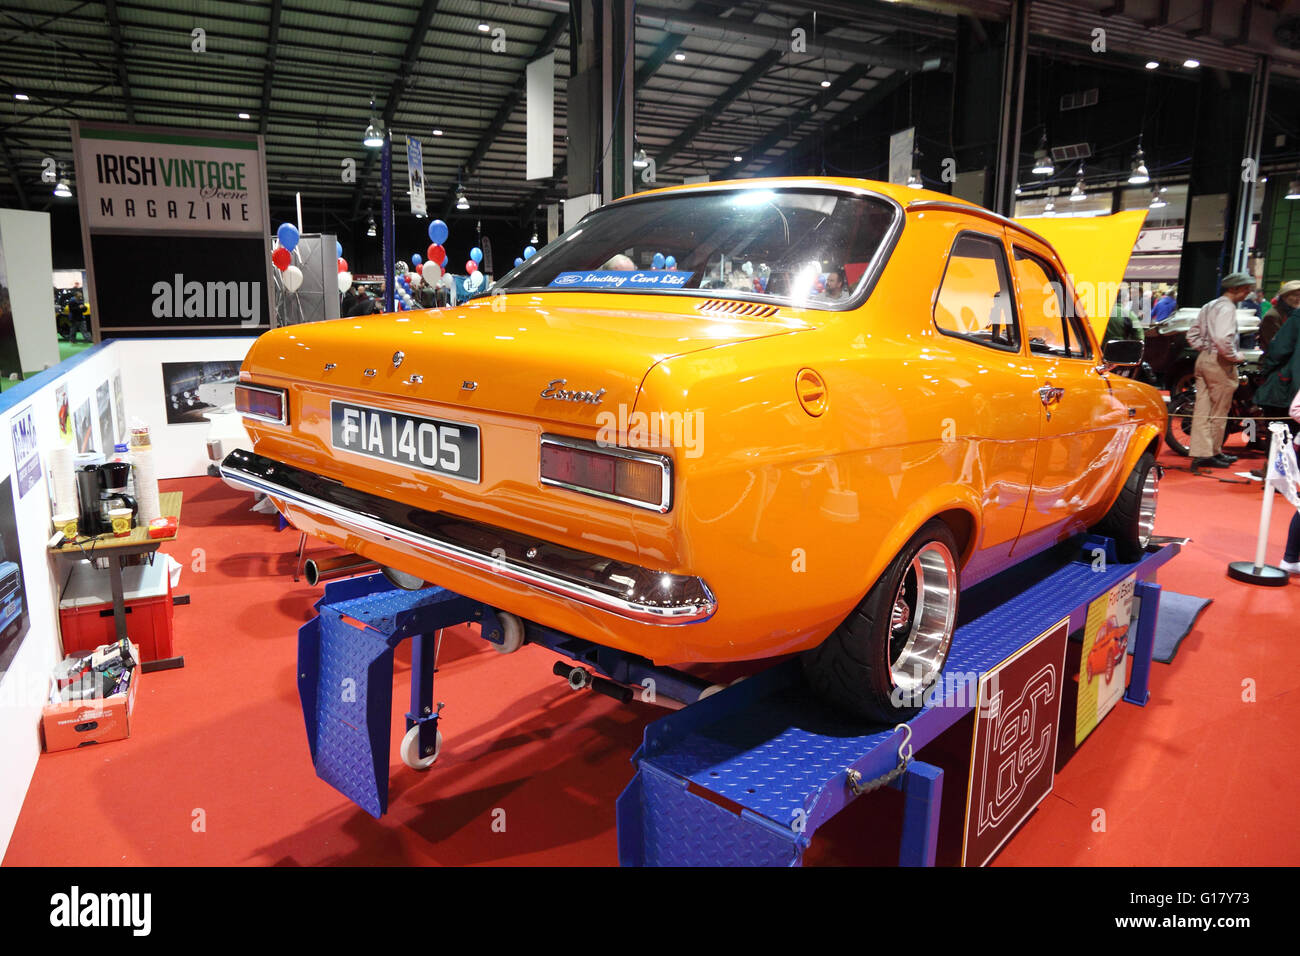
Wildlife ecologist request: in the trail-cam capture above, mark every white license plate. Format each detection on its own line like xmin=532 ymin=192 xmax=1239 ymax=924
xmin=330 ymin=401 xmax=480 ymax=482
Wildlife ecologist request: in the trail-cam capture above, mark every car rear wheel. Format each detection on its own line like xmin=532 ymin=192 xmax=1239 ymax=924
xmin=1093 ymin=452 xmax=1159 ymax=563
xmin=1164 ymin=391 xmax=1195 ymax=456
xmin=802 ymin=519 xmax=959 ymax=723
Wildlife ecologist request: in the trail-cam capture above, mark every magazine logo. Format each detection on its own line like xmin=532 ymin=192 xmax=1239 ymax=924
xmin=151 ymin=273 xmax=261 ymax=326
xmin=49 ymin=886 xmax=151 ymax=936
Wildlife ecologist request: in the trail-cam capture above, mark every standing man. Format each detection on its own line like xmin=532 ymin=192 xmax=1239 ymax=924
xmin=1187 ymin=272 xmax=1255 ymax=470
xmin=1151 ymin=286 xmax=1178 ymax=323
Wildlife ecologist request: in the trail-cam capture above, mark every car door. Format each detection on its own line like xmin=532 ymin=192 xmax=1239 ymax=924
xmin=1009 ymin=238 xmax=1130 ymax=554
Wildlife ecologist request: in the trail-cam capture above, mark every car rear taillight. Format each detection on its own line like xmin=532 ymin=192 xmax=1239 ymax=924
xmin=235 ymin=384 xmax=288 ymax=425
xmin=540 ymin=435 xmax=671 ymax=513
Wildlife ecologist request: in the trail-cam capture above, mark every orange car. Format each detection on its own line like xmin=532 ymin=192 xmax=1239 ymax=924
xmin=1087 ymin=616 xmax=1130 ymax=683
xmin=222 ymin=177 xmax=1164 ymax=721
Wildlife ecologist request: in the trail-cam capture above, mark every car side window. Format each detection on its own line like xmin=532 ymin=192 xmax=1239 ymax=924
xmin=1012 ymin=247 xmax=1093 ymax=360
xmin=933 ymin=233 xmax=1020 ymax=352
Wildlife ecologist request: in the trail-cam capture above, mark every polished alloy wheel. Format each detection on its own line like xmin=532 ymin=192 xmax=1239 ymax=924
xmin=1137 ymin=469 xmax=1159 ymax=548
xmin=888 ymin=541 xmax=959 ymax=693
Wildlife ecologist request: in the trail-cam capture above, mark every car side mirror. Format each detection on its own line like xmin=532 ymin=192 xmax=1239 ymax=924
xmin=1101 ymin=338 xmax=1144 ymax=370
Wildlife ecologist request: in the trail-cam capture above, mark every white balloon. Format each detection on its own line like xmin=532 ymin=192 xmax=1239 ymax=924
xmin=407 ymin=271 xmax=422 ymax=288
xmin=467 ymin=271 xmax=484 ymax=291
xmin=423 ymin=261 xmax=442 ymax=282
xmin=337 ymin=271 xmax=353 ymax=294
xmin=283 ymin=264 xmax=304 ymax=292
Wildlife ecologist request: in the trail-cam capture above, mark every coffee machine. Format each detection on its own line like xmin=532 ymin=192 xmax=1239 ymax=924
xmin=76 ymin=460 xmax=138 ymax=537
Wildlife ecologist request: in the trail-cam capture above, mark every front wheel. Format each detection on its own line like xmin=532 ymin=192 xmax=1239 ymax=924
xmin=802 ymin=519 xmax=960 ymax=722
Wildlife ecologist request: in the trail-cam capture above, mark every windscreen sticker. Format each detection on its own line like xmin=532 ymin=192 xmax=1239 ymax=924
xmin=549 ymin=270 xmax=695 ymax=290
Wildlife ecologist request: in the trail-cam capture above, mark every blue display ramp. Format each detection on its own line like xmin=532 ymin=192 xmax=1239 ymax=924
xmin=615 ymin=537 xmax=1182 ymax=867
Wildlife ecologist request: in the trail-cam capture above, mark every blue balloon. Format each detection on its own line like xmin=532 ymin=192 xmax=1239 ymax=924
xmin=665 ymin=255 xmax=677 ymax=269
xmin=523 ymin=245 xmax=536 ymax=260
xmin=470 ymin=246 xmax=483 ymax=264
xmin=652 ymin=252 xmax=665 ymax=269
xmin=276 ymin=222 xmax=300 ymax=252
xmin=428 ymin=219 xmax=449 ymax=245
xmin=412 ymin=253 xmax=422 ymax=266
xmin=335 ymin=240 xmax=343 ymax=259
xmin=514 ymin=257 xmax=523 ymax=268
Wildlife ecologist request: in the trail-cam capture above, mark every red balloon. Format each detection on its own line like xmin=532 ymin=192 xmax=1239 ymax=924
xmin=466 ymin=260 xmax=478 ymax=274
xmin=415 ymin=262 xmax=424 ymax=275
xmin=337 ymin=257 xmax=348 ymax=273
xmin=271 ymin=247 xmax=291 ymax=271
xmin=428 ymin=244 xmax=446 ymax=266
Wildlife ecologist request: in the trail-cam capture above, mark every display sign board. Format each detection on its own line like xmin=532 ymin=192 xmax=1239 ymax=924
xmin=526 ymin=52 xmax=555 ymax=182
xmin=406 ymin=136 xmax=426 ymax=217
xmin=888 ymin=127 xmax=914 ymax=186
xmin=9 ymin=406 xmax=41 ymax=499
xmin=962 ymin=617 xmax=1069 ymax=867
xmin=72 ymin=121 xmax=273 ymax=339
xmin=1075 ymin=573 xmax=1136 ymax=746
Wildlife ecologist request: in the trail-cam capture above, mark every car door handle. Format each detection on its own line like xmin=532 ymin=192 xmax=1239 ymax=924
xmin=1037 ymin=385 xmax=1065 ymax=407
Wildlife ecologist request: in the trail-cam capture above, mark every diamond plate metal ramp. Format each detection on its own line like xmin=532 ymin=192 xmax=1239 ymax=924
xmin=617 ymin=538 xmax=1182 ymax=866
xmin=298 ymin=573 xmax=480 ymax=818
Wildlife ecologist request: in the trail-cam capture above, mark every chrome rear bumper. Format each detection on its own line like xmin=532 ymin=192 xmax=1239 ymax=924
xmin=219 ymin=449 xmax=717 ymax=624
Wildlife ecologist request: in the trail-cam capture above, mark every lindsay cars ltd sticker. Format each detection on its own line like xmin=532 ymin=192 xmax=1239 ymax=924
xmin=549 ymin=270 xmax=694 ymax=289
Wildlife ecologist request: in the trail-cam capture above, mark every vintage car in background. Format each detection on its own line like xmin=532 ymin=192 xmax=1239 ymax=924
xmin=223 ymin=177 xmax=1165 ymax=722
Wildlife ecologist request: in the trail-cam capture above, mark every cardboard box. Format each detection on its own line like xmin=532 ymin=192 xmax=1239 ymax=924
xmin=41 ymin=642 xmax=141 ymax=753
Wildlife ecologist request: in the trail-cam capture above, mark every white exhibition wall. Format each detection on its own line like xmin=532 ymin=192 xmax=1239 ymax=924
xmin=0 ymin=208 xmax=60 ymax=374
xmin=0 ymin=334 xmax=254 ymax=859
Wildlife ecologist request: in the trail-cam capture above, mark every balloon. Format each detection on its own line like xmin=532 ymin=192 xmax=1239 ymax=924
xmin=466 ymin=260 xmax=478 ymax=274
xmin=426 ymin=244 xmax=447 ymax=266
xmin=423 ymin=261 xmax=442 ymax=282
xmin=742 ymin=260 xmax=754 ymax=276
xmin=470 ymin=247 xmax=483 ymax=264
xmin=282 ymin=264 xmax=304 ymax=292
xmin=337 ymin=271 xmax=352 ymax=294
xmin=276 ymin=222 xmax=300 ymax=251
xmin=523 ymin=245 xmax=536 ymax=259
xmin=514 ymin=257 xmax=523 ymax=268
xmin=335 ymin=240 xmax=343 ymax=259
xmin=408 ymin=271 xmax=422 ymax=288
xmin=665 ymin=255 xmax=677 ymax=269
xmin=467 ymin=271 xmax=484 ymax=291
xmin=271 ymin=247 xmax=291 ymax=271
xmin=428 ymin=219 xmax=449 ymax=245
xmin=337 ymin=257 xmax=348 ymax=273
xmin=412 ymin=253 xmax=422 ymax=266
xmin=395 ymin=260 xmax=409 ymax=274
xmin=652 ymin=252 xmax=665 ymax=269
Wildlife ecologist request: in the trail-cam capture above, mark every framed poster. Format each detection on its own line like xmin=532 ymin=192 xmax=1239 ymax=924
xmin=1075 ymin=573 xmax=1137 ymax=746
xmin=962 ymin=617 xmax=1069 ymax=867
xmin=0 ymin=476 xmax=31 ymax=681
xmin=72 ymin=399 xmax=93 ymax=453
xmin=55 ymin=383 xmax=71 ymax=443
xmin=113 ymin=371 xmax=126 ymax=442
xmin=10 ymin=405 xmax=41 ymax=498
xmin=96 ymin=380 xmax=114 ymax=452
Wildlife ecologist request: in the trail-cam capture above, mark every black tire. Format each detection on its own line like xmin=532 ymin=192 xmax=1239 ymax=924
xmin=1164 ymin=391 xmax=1195 ymax=457
xmin=1093 ymin=452 xmax=1159 ymax=563
xmin=802 ymin=519 xmax=960 ymax=723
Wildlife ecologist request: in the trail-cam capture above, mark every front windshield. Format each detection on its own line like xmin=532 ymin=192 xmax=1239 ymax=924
xmin=492 ymin=187 xmax=897 ymax=309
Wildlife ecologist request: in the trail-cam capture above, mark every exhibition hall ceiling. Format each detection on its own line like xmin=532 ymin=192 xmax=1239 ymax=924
xmin=1 ymin=0 xmax=1297 ymax=225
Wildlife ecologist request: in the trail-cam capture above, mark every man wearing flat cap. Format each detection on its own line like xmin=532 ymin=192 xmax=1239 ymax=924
xmin=1185 ymin=271 xmax=1256 ymax=470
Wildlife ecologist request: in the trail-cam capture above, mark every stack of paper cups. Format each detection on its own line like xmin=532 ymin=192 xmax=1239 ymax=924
xmin=48 ymin=445 xmax=79 ymax=517
xmin=130 ymin=431 xmax=161 ymax=525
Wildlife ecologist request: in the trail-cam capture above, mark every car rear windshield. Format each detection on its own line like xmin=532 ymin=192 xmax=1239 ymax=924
xmin=491 ymin=187 xmax=898 ymax=310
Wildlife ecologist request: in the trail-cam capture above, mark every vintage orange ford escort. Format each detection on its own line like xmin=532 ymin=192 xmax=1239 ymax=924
xmin=223 ymin=177 xmax=1163 ymax=720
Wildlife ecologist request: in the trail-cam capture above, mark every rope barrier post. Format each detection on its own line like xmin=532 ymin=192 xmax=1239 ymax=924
xmin=1227 ymin=422 xmax=1291 ymax=586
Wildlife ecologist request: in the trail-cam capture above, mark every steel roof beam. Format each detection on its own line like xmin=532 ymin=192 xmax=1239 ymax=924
xmin=0 ymin=135 xmax=28 ymax=209
xmin=257 ymin=0 xmax=282 ymax=136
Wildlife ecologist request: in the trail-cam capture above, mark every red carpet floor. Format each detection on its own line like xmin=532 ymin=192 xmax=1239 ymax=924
xmin=6 ymin=434 xmax=1300 ymax=866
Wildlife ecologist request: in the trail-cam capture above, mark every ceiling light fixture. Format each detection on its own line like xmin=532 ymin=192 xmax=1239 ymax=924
xmin=53 ymin=173 xmax=72 ymax=199
xmin=733 ymin=154 xmax=743 ymax=163
xmin=633 ymin=148 xmax=649 ymax=170
xmin=1149 ymin=188 xmax=1167 ymax=209
xmin=1043 ymin=197 xmax=1056 ymax=216
xmin=14 ymin=93 xmax=29 ymax=101
xmin=1015 ymin=183 xmax=1022 ymax=196
xmin=820 ymin=78 xmax=831 ymax=88
xmin=1286 ymin=177 xmax=1300 ymax=200
xmin=674 ymin=52 xmax=686 ymax=61
xmin=906 ymin=168 xmax=923 ymax=189
xmin=1128 ymin=146 xmax=1149 ymax=185
xmin=237 ymin=112 xmax=251 ymax=120
xmin=1031 ymin=135 xmax=1054 ymax=176
xmin=1145 ymin=60 xmax=1159 ymax=70
xmin=366 ymin=216 xmax=377 ymax=237
xmin=1183 ymin=58 xmax=1200 ymax=69
xmin=1069 ymin=166 xmax=1086 ymax=201
xmin=363 ymin=96 xmax=383 ymax=148
xmin=477 ymin=22 xmax=490 ymax=32
xmin=530 ymin=229 xmax=539 ymax=244
xmin=455 ymin=187 xmax=470 ymax=211
xmin=432 ymin=128 xmax=443 ymax=136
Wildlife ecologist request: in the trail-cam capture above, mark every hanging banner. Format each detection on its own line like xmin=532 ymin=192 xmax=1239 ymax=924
xmin=527 ymin=52 xmax=555 ymax=181
xmin=71 ymin=121 xmax=273 ymax=339
xmin=406 ymin=136 xmax=427 ymax=218
xmin=888 ymin=127 xmax=915 ymax=186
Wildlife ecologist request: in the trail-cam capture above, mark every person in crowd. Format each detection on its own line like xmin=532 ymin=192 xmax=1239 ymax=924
xmin=1186 ymin=272 xmax=1255 ymax=470
xmin=1244 ymin=289 xmax=1266 ymax=320
xmin=602 ymin=254 xmax=636 ymax=271
xmin=820 ymin=268 xmax=848 ymax=301
xmin=1279 ymin=388 xmax=1300 ymax=575
xmin=1256 ymin=283 xmax=1300 ymax=441
xmin=1105 ymin=286 xmax=1143 ymax=344
xmin=1151 ymin=286 xmax=1178 ymax=323
xmin=1260 ymin=280 xmax=1300 ymax=352
xmin=340 ymin=285 xmax=359 ymax=317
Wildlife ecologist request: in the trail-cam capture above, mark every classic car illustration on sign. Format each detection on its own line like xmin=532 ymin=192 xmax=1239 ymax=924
xmin=222 ymin=178 xmax=1163 ymax=721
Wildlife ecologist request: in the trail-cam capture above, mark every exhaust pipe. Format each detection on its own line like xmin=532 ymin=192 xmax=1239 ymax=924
xmin=305 ymin=553 xmax=380 ymax=586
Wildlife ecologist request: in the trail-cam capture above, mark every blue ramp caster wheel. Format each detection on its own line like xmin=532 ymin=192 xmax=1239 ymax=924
xmin=400 ymin=725 xmax=442 ymax=771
